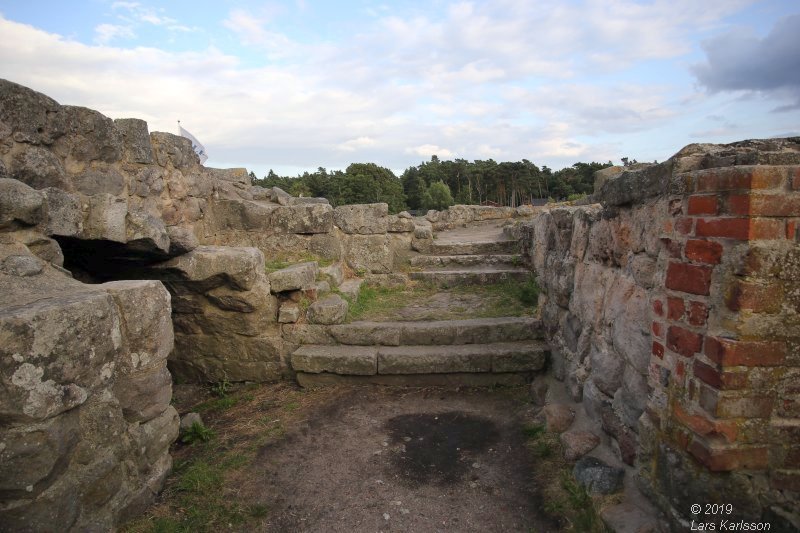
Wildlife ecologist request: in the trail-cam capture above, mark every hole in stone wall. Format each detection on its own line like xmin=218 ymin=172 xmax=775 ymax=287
xmin=55 ymin=236 xmax=171 ymax=283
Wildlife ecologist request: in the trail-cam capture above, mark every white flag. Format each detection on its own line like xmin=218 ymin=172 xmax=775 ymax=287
xmin=178 ymin=122 xmax=208 ymax=164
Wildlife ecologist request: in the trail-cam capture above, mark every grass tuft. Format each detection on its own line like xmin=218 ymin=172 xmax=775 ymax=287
xmin=522 ymin=417 xmax=610 ymax=532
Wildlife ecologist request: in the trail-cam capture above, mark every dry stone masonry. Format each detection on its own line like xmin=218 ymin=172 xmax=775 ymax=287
xmin=0 ymin=77 xmax=798 ymax=531
xmin=519 ymin=138 xmax=800 ymax=529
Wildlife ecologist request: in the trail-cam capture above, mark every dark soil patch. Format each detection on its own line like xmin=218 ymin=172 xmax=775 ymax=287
xmin=126 ymin=384 xmax=562 ymax=533
xmin=247 ymin=386 xmax=557 ymax=532
xmin=385 ymin=411 xmax=499 ymax=485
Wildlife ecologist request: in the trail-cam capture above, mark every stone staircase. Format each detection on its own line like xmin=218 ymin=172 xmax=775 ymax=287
xmin=408 ymin=232 xmax=530 ymax=287
xmin=289 ymin=220 xmax=547 ymax=387
xmin=292 ymin=317 xmax=548 ymax=387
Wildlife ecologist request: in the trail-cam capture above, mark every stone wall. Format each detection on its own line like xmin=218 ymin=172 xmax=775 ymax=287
xmin=0 ymin=78 xmax=537 ymax=388
xmin=520 ymin=139 xmax=800 ymax=528
xmin=0 ymin=188 xmax=177 ymax=529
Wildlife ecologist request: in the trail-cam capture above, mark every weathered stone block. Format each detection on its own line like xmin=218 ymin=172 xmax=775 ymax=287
xmin=292 ymin=345 xmax=377 ymax=375
xmin=387 ymin=214 xmax=415 ymax=232
xmin=10 ymin=145 xmax=68 ymax=190
xmin=589 ymin=343 xmax=624 ymax=397
xmin=113 ymin=365 xmax=172 ymax=423
xmin=378 ymin=344 xmax=492 ymax=374
xmin=0 ymin=412 xmax=79 ymax=491
xmin=334 ymin=203 xmax=388 ymax=234
xmin=40 ymin=187 xmax=81 ymax=237
xmin=278 ymin=302 xmax=301 ymax=323
xmin=271 ymin=204 xmax=334 ymax=234
xmin=573 ymin=456 xmax=624 ymax=494
xmin=328 ymin=321 xmax=400 ymax=346
xmin=338 ymin=278 xmax=363 ymax=302
xmin=101 ymin=280 xmax=173 ymax=374
xmin=57 ymin=105 xmax=123 ymax=163
xmin=0 ymin=178 xmax=43 ymax=228
xmin=82 ymin=193 xmax=128 ymax=242
xmin=72 ymin=165 xmax=126 ymax=196
xmin=561 ymin=430 xmax=600 ymax=461
xmin=319 ymin=262 xmax=344 ymax=287
xmin=114 ymin=118 xmax=154 ymax=164
xmin=156 ymin=246 xmax=264 ymax=291
xmin=542 ymin=403 xmax=575 ymax=432
xmin=268 ymin=261 xmax=318 ymax=293
xmin=345 ymin=234 xmax=392 ymax=273
xmin=150 ymin=131 xmax=198 ymax=170
xmin=307 ymin=294 xmax=348 ymax=325
xmin=0 ymin=290 xmax=119 ymax=422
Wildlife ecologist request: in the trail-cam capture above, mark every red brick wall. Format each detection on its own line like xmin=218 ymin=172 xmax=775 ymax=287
xmin=648 ymin=166 xmax=800 ymax=490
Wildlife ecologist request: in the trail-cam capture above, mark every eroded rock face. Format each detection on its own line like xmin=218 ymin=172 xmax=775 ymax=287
xmin=0 ymin=244 xmax=177 ymax=531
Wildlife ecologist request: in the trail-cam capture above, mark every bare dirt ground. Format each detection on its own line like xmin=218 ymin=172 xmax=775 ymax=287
xmin=246 ymin=386 xmax=555 ymax=532
xmin=133 ymin=383 xmax=566 ymax=533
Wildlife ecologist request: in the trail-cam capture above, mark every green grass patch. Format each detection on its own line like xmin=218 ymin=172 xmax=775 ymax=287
xmin=522 ymin=423 xmax=545 ymax=439
xmin=195 ymin=396 xmax=239 ymax=412
xmin=522 ymin=420 xmax=610 ymax=532
xmin=181 ymin=422 xmax=215 ymax=445
xmin=345 ymin=276 xmax=540 ymax=322
xmin=346 ymin=283 xmax=438 ymax=321
xmin=119 ymin=383 xmax=340 ymax=533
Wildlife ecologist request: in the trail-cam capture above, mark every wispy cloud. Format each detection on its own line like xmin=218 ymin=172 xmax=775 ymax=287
xmin=94 ymin=23 xmax=135 ymax=44
xmin=110 ymin=1 xmax=199 ymax=34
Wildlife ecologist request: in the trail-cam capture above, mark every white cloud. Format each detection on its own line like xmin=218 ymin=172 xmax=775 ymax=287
xmin=0 ymin=0 xmax=785 ymax=177
xmin=408 ymin=144 xmax=455 ymax=158
xmin=94 ymin=23 xmax=135 ymax=44
xmin=337 ymin=136 xmax=377 ymax=152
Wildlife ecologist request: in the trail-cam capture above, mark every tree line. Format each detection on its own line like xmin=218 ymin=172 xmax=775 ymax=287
xmin=252 ymin=157 xmax=613 ymax=214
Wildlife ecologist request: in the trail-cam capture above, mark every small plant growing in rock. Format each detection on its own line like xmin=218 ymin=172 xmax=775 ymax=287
xmin=211 ymin=379 xmax=232 ymax=398
xmin=518 ymin=276 xmax=540 ymax=306
xmin=182 ymin=422 xmax=215 ymax=445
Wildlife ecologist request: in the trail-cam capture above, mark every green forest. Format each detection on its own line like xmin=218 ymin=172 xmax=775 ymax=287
xmin=253 ymin=157 xmax=613 ymax=214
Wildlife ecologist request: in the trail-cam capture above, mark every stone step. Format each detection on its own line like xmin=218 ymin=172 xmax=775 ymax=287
xmin=410 ymin=254 xmax=520 ymax=268
xmin=296 ymin=372 xmax=528 ymax=388
xmin=291 ymin=340 xmax=549 ymax=378
xmin=409 ymin=267 xmax=530 ymax=287
xmin=327 ymin=317 xmax=543 ymax=346
xmin=429 ymin=240 xmax=518 ymax=256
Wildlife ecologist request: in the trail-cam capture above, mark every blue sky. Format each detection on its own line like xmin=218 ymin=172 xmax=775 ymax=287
xmin=0 ymin=1 xmax=798 ymax=178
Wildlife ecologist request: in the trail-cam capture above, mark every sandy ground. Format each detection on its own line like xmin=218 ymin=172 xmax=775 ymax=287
xmin=236 ymin=386 xmax=558 ymax=532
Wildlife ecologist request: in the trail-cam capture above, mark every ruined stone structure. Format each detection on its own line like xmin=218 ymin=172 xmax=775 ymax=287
xmin=0 ymin=78 xmax=798 ymax=530
xmin=520 ymin=140 xmax=800 ymax=528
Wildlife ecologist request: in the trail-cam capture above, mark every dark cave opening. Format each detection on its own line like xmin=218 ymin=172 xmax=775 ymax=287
xmin=55 ymin=236 xmax=173 ymax=284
